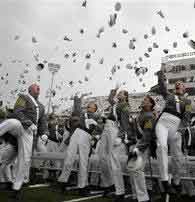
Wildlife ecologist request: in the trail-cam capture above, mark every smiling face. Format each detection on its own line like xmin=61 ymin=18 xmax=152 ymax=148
xmin=175 ymin=81 xmax=185 ymax=95
xmin=142 ymin=96 xmax=155 ymax=111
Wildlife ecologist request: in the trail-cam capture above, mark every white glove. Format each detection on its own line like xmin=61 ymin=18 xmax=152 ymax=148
xmin=85 ymin=119 xmax=98 ymax=129
xmin=37 ymin=137 xmax=48 ymax=152
xmin=27 ymin=124 xmax=37 ymax=133
xmin=91 ymin=140 xmax=96 ymax=146
xmin=95 ymin=135 xmax=100 ymax=140
xmin=124 ymin=133 xmax=129 ymax=144
xmin=133 ymin=147 xmax=140 ymax=155
xmin=41 ymin=134 xmax=48 ymax=142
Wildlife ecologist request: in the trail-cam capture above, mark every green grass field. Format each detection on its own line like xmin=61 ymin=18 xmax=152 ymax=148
xmin=0 ymin=187 xmax=112 ymax=202
xmin=1 ymin=186 xmax=195 ymax=202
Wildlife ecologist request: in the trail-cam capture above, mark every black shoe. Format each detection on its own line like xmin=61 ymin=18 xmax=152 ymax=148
xmin=179 ymin=194 xmax=191 ymax=201
xmin=190 ymin=195 xmax=195 ymax=201
xmin=8 ymin=190 xmax=23 ymax=202
xmin=53 ymin=182 xmax=68 ymax=193
xmin=0 ymin=182 xmax=12 ymax=191
xmin=141 ymin=201 xmax=151 ymax=202
xmin=113 ymin=194 xmax=125 ymax=202
xmin=161 ymin=181 xmax=175 ymax=194
xmin=103 ymin=185 xmax=115 ymax=196
xmin=160 ymin=193 xmax=165 ymax=202
xmin=79 ymin=187 xmax=91 ymax=197
xmin=171 ymin=182 xmax=182 ymax=194
xmin=130 ymin=200 xmax=137 ymax=202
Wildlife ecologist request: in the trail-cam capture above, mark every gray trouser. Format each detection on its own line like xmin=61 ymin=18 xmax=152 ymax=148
xmin=99 ymin=120 xmax=125 ymax=195
xmin=111 ymin=152 xmax=125 ymax=195
xmin=155 ymin=112 xmax=183 ymax=184
xmin=130 ymin=150 xmax=149 ymax=202
xmin=58 ymin=128 xmax=91 ymax=188
xmin=0 ymin=119 xmax=32 ymax=190
xmin=100 ymin=151 xmax=125 ymax=195
xmin=0 ymin=119 xmax=47 ymax=190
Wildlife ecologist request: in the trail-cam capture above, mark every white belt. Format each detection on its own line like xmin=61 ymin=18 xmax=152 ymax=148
xmin=75 ymin=128 xmax=91 ymax=136
xmin=160 ymin=112 xmax=181 ymax=125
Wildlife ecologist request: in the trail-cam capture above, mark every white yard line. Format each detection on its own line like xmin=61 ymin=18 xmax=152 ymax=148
xmin=65 ymin=186 xmax=79 ymax=191
xmin=28 ymin=184 xmax=50 ymax=189
xmin=65 ymin=187 xmax=104 ymax=194
xmin=90 ymin=190 xmax=104 ymax=195
xmin=62 ymin=194 xmax=103 ymax=202
xmin=62 ymin=193 xmax=133 ymax=202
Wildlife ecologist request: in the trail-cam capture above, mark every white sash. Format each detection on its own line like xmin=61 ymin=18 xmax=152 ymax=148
xmin=55 ymin=125 xmax=61 ymax=141
xmin=84 ymin=113 xmax=89 ymax=129
xmin=28 ymin=94 xmax=39 ymax=125
xmin=84 ymin=113 xmax=98 ymax=129
xmin=175 ymin=95 xmax=181 ymax=114
xmin=113 ymin=104 xmax=120 ymax=128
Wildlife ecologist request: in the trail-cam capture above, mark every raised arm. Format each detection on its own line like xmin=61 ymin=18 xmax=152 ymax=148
xmin=72 ymin=93 xmax=89 ymax=116
xmin=157 ymin=70 xmax=170 ymax=98
xmin=37 ymin=105 xmax=48 ymax=136
xmin=108 ymin=89 xmax=117 ymax=106
xmin=108 ymin=84 xmax=120 ymax=106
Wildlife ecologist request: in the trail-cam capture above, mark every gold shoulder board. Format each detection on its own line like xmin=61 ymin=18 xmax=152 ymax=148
xmin=15 ymin=97 xmax=26 ymax=108
xmin=144 ymin=120 xmax=152 ymax=129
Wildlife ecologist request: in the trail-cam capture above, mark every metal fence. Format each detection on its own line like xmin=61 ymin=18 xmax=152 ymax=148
xmin=31 ymin=152 xmax=195 ymax=181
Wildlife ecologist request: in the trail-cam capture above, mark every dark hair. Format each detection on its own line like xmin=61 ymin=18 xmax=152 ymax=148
xmin=64 ymin=119 xmax=71 ymax=131
xmin=107 ymin=113 xmax=116 ymax=121
xmin=145 ymin=95 xmax=155 ymax=110
xmin=123 ymin=90 xmax=129 ymax=104
xmin=48 ymin=113 xmax=56 ymax=120
xmin=94 ymin=103 xmax=98 ymax=111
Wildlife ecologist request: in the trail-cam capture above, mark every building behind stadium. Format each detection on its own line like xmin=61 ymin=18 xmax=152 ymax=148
xmin=161 ymin=51 xmax=195 ymax=95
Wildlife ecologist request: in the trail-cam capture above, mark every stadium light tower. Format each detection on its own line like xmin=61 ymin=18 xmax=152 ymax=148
xmin=47 ymin=63 xmax=60 ymax=114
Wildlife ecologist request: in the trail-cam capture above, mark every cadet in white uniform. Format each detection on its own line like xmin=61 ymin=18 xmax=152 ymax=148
xmin=156 ymin=71 xmax=192 ymax=195
xmin=128 ymin=95 xmax=157 ymax=202
xmin=0 ymin=84 xmax=48 ymax=193
xmin=103 ymin=88 xmax=136 ymax=201
xmin=99 ymin=114 xmax=127 ymax=202
xmin=58 ymin=95 xmax=99 ymax=196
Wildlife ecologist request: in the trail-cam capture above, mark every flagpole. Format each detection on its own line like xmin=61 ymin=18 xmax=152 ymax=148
xmin=47 ymin=63 xmax=60 ymax=114
xmin=47 ymin=71 xmax=55 ymax=114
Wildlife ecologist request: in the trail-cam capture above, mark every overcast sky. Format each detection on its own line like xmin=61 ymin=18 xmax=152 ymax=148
xmin=0 ymin=0 xmax=195 ymax=110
